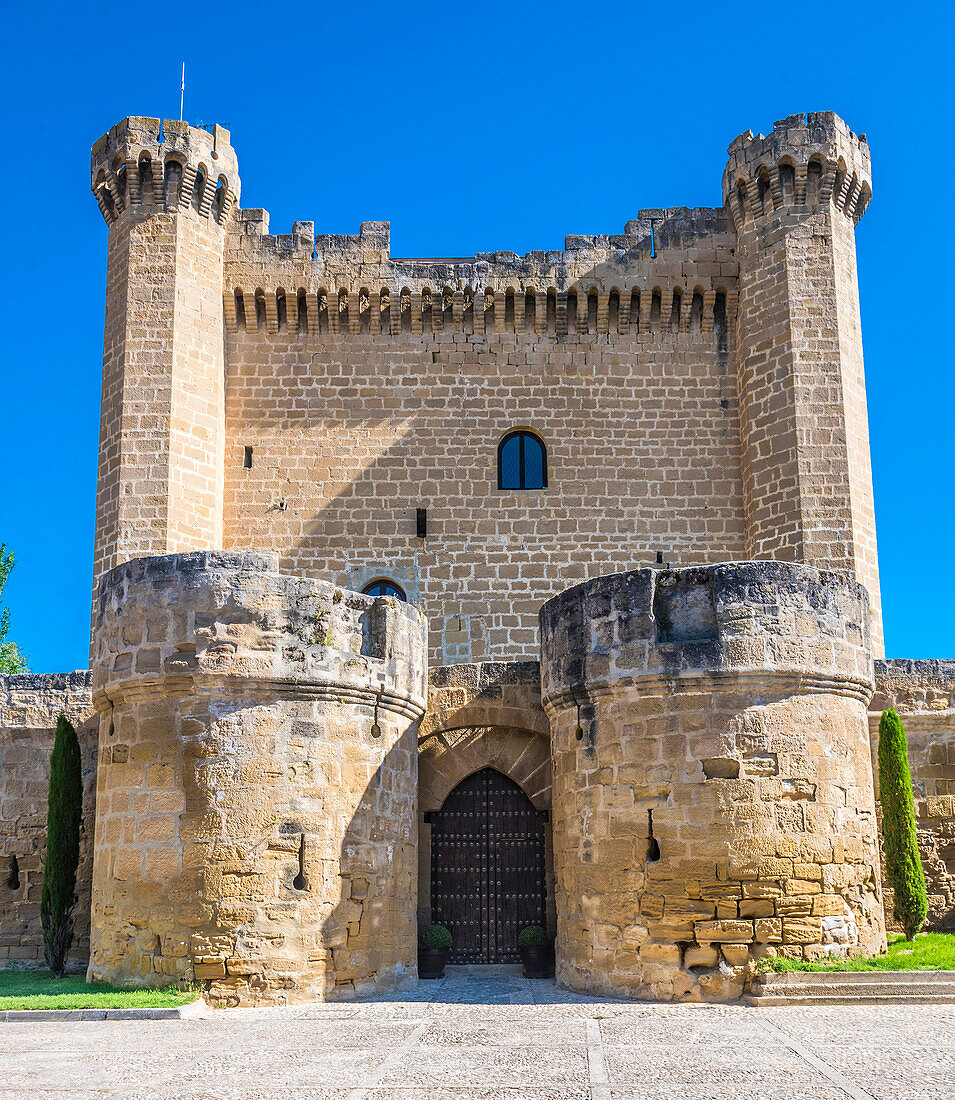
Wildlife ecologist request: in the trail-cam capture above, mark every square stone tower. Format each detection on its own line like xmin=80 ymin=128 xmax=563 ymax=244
xmin=90 ymin=119 xmax=240 ymax=612
xmin=724 ymin=113 xmax=881 ymax=653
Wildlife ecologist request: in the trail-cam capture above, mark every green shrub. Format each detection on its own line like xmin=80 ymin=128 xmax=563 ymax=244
xmin=41 ymin=715 xmax=83 ymax=978
xmin=878 ymin=708 xmax=928 ymax=940
xmin=419 ymin=924 xmax=452 ymax=950
xmin=517 ymin=924 xmax=549 ymax=949
xmin=0 ymin=544 xmax=29 ymax=674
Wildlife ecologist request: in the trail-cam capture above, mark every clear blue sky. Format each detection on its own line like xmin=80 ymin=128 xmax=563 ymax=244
xmin=2 ymin=1 xmax=952 ymax=672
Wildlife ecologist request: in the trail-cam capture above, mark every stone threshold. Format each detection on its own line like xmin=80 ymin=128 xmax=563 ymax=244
xmin=0 ymin=996 xmax=205 ymax=1022
xmin=442 ymin=964 xmax=524 ymax=976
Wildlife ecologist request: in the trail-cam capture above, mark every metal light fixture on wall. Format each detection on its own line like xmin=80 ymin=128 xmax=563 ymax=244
xmin=371 ymin=689 xmax=383 ymax=738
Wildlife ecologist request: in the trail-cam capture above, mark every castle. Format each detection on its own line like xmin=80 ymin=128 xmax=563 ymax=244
xmin=0 ymin=111 xmax=953 ymax=1005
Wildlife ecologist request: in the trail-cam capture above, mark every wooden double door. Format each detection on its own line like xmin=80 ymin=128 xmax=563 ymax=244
xmin=429 ymin=767 xmax=547 ymax=964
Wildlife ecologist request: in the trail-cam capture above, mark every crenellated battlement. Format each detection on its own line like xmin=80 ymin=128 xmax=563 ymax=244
xmin=722 ymin=112 xmax=871 ymax=228
xmin=90 ymin=116 xmax=240 ymax=226
xmin=232 ymin=205 xmax=730 ymax=260
xmin=222 ymin=205 xmax=737 ymax=338
xmin=540 ymin=560 xmax=874 ymax=709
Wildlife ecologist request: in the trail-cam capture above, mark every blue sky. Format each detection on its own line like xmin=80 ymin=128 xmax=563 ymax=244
xmin=1 ymin=1 xmax=952 ymax=671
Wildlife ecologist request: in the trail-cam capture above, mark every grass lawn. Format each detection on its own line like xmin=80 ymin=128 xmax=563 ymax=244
xmin=764 ymin=932 xmax=955 ymax=973
xmin=0 ymin=969 xmax=199 ymax=1011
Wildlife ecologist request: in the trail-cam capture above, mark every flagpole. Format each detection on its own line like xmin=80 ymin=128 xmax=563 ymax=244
xmin=179 ymin=63 xmax=185 ymax=122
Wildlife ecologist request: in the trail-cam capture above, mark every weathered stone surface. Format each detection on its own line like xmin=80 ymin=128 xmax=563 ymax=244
xmin=87 ymin=551 xmax=427 ymax=1006
xmin=541 ymin=561 xmax=885 ymax=1002
xmin=1 ymin=110 xmax=939 ymax=1009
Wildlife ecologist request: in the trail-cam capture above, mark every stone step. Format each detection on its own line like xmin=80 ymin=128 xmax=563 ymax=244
xmin=746 ymin=970 xmax=955 ymax=1006
xmin=750 ymin=982 xmax=955 ymax=998
xmin=745 ymin=993 xmax=955 ymax=1006
xmin=752 ymin=968 xmax=955 ymax=986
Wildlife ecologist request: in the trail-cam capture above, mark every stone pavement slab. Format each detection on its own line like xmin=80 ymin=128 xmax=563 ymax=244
xmin=0 ymin=971 xmax=951 ymax=1099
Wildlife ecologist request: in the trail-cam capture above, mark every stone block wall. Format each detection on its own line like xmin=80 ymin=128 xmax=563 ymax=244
xmin=540 ymin=561 xmax=884 ymax=1002
xmin=220 ymin=207 xmax=744 ymax=667
xmin=0 ymin=673 xmax=96 ymax=970
xmin=88 ymin=550 xmax=427 ymax=1005
xmin=870 ymin=660 xmax=955 ymax=931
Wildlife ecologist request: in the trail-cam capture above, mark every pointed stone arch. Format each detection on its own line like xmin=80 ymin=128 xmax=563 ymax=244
xmin=418 ymin=662 xmax=554 ymax=933
xmin=419 ymin=723 xmax=551 ymax=814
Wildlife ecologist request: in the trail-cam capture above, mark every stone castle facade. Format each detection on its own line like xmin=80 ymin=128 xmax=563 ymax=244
xmin=0 ymin=111 xmax=952 ymax=1005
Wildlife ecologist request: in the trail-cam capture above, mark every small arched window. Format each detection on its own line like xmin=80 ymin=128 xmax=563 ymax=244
xmin=363 ymin=579 xmax=407 ymax=601
xmin=498 ymin=430 xmax=547 ymax=491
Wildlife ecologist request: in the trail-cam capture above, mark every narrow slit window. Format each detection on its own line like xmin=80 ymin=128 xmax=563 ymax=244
xmin=498 ymin=430 xmax=547 ymax=491
xmin=243 ymin=446 xmax=253 ymax=469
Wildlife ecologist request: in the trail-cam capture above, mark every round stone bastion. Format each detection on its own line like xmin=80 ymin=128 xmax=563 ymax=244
xmin=539 ymin=561 xmax=886 ymax=1002
xmin=88 ymin=551 xmax=427 ymax=1006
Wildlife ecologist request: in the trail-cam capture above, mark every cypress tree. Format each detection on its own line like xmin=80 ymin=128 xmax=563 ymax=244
xmin=41 ymin=715 xmax=83 ymax=977
xmin=877 ymin=708 xmax=928 ymax=941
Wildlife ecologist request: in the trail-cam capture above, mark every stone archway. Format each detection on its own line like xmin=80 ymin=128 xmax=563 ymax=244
xmin=420 ymin=723 xmax=551 ymax=813
xmin=417 ymin=662 xmax=554 ymax=937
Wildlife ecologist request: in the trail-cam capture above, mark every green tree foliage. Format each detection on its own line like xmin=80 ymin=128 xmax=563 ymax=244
xmin=41 ymin=716 xmax=83 ymax=978
xmin=0 ymin=544 xmax=28 ymax=674
xmin=878 ymin=708 xmax=928 ymax=940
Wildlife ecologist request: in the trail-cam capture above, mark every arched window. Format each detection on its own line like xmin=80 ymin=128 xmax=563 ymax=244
xmin=363 ymin=579 xmax=407 ymax=601
xmin=498 ymin=430 xmax=547 ymax=490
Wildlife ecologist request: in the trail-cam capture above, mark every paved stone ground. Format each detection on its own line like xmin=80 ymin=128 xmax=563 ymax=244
xmin=0 ymin=966 xmax=952 ymax=1099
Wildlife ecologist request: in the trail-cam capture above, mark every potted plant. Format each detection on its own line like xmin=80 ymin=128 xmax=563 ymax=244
xmin=518 ymin=924 xmax=554 ymax=978
xmin=418 ymin=923 xmax=452 ymax=979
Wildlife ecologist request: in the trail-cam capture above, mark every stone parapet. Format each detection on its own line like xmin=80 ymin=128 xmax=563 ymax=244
xmin=541 ymin=561 xmax=874 ymax=705
xmin=92 ymin=551 xmax=425 ymax=713
xmin=88 ymin=551 xmax=427 ymax=1005
xmin=1 ymin=671 xmax=93 ymax=727
xmin=723 ymin=112 xmax=871 ymax=227
xmin=871 ymin=660 xmax=955 ymax=931
xmin=91 ymin=117 xmax=239 ymax=226
xmin=540 ymin=561 xmax=884 ymax=1002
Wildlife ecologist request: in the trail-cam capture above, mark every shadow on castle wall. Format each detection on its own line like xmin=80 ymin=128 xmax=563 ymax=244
xmin=222 ymin=251 xmax=743 ymax=668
